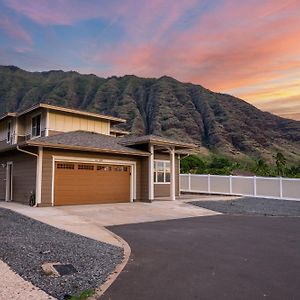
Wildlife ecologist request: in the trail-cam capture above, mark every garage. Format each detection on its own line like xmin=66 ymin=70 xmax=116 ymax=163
xmin=54 ymin=162 xmax=131 ymax=205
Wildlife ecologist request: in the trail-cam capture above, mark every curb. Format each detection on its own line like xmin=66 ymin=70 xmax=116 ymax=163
xmin=90 ymin=227 xmax=131 ymax=299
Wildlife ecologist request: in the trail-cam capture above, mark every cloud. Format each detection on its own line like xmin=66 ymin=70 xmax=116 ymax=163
xmin=2 ymin=0 xmax=300 ymax=119
xmin=0 ymin=15 xmax=32 ymax=45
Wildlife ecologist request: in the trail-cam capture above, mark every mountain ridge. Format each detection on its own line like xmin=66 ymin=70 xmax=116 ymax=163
xmin=0 ymin=65 xmax=299 ymax=161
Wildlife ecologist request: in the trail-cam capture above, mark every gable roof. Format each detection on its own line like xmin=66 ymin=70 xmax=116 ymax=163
xmin=0 ymin=103 xmax=126 ymax=124
xmin=119 ymin=134 xmax=197 ymax=149
xmin=27 ymin=131 xmax=149 ymax=156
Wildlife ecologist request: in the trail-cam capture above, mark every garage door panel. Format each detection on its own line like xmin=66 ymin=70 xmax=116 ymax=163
xmin=54 ymin=162 xmax=131 ymax=205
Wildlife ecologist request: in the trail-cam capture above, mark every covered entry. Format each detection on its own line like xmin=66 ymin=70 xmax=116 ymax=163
xmin=54 ymin=161 xmax=131 ymax=205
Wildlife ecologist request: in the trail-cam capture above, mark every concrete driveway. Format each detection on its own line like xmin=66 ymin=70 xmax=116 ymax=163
xmin=101 ymin=215 xmax=300 ymax=300
xmin=0 ymin=196 xmax=221 ymax=246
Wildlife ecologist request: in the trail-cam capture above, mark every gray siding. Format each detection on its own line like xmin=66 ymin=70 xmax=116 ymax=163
xmin=0 ymin=150 xmax=37 ymax=203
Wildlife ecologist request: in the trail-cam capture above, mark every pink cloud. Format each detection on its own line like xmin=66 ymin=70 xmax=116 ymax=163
xmin=90 ymin=0 xmax=300 ymax=93
xmin=0 ymin=15 xmax=32 ymax=45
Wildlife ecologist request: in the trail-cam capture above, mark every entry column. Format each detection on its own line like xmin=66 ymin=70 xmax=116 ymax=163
xmin=148 ymin=144 xmax=154 ymax=201
xmin=170 ymin=147 xmax=176 ymax=200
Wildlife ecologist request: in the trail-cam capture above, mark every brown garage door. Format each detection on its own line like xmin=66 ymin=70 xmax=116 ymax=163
xmin=54 ymin=162 xmax=131 ymax=206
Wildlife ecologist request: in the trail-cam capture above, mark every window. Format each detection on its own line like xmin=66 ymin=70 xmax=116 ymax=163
xmin=56 ymin=163 xmax=75 ymax=170
xmin=78 ymin=164 xmax=94 ymax=170
xmin=7 ymin=121 xmax=11 ymax=143
xmin=31 ymin=115 xmax=41 ymax=137
xmin=154 ymin=161 xmax=170 ymax=183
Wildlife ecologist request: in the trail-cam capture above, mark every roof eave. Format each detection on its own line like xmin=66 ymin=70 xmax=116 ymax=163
xmin=26 ymin=141 xmax=150 ymax=156
xmin=16 ymin=103 xmax=126 ymax=124
xmin=121 ymin=139 xmax=196 ymax=149
xmin=0 ymin=112 xmax=17 ymax=121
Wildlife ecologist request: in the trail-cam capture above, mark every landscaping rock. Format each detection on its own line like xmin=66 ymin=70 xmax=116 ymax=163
xmin=0 ymin=208 xmax=123 ymax=300
xmin=190 ymin=197 xmax=300 ymax=216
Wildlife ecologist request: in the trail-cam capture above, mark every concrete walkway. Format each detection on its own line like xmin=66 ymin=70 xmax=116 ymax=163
xmin=0 ymin=260 xmax=55 ymax=300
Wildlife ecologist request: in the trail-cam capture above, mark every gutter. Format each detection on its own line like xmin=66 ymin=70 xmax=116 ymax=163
xmin=16 ymin=146 xmax=39 ymax=207
xmin=16 ymin=145 xmax=38 ymax=157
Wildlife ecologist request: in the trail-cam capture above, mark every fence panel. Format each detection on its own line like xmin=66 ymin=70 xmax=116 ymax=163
xmin=232 ymin=176 xmax=254 ymax=196
xmin=210 ymin=175 xmax=230 ymax=194
xmin=282 ymin=179 xmax=300 ymax=199
xmin=256 ymin=177 xmax=281 ymax=198
xmin=180 ymin=174 xmax=300 ymax=201
xmin=191 ymin=175 xmax=208 ymax=192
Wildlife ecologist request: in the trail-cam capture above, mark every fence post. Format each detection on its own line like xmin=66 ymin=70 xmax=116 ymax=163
xmin=279 ymin=177 xmax=283 ymax=199
xmin=229 ymin=175 xmax=232 ymax=194
xmin=254 ymin=176 xmax=257 ymax=197
xmin=188 ymin=173 xmax=191 ymax=192
xmin=208 ymin=174 xmax=211 ymax=193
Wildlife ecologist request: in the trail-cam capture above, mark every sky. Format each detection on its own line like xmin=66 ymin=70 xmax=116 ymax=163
xmin=0 ymin=0 xmax=299 ymax=120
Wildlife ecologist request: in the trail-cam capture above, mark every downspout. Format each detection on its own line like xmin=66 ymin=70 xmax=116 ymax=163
xmin=16 ymin=146 xmax=40 ymax=207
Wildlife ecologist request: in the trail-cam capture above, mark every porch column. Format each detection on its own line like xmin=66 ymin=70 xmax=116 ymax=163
xmin=170 ymin=147 xmax=176 ymax=200
xmin=148 ymin=144 xmax=154 ymax=201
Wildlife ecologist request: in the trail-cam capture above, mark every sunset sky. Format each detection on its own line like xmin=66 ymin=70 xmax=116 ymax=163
xmin=0 ymin=0 xmax=299 ymax=120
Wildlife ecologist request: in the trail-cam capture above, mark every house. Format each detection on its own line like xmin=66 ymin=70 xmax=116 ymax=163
xmin=0 ymin=103 xmax=195 ymax=206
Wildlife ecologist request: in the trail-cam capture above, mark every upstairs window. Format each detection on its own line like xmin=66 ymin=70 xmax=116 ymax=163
xmin=31 ymin=115 xmax=41 ymax=137
xmin=7 ymin=121 xmax=11 ymax=142
xmin=154 ymin=160 xmax=170 ymax=183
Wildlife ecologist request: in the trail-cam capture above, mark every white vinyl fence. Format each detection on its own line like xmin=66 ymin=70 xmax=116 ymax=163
xmin=180 ymin=174 xmax=300 ymax=201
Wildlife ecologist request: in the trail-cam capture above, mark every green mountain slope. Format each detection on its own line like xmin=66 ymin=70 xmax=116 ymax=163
xmin=0 ymin=65 xmax=299 ymax=160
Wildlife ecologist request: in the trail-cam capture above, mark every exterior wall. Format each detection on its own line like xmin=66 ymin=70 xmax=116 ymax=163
xmin=0 ymin=164 xmax=5 ymax=200
xmin=41 ymin=148 xmax=148 ymax=206
xmin=17 ymin=108 xmax=47 ymax=139
xmin=0 ymin=150 xmax=37 ymax=203
xmin=48 ymin=111 xmax=110 ymax=135
xmin=0 ymin=117 xmax=17 ymax=145
xmin=153 ymin=152 xmax=180 ymax=198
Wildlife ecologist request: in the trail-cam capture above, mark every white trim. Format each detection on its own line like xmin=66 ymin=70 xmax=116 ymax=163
xmin=5 ymin=162 xmax=13 ymax=201
xmin=45 ymin=109 xmax=49 ymax=137
xmin=51 ymin=155 xmax=137 ymax=206
xmin=35 ymin=147 xmax=43 ymax=205
xmin=148 ymin=144 xmax=154 ymax=201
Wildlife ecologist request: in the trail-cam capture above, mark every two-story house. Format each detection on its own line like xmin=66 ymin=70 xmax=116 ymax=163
xmin=0 ymin=103 xmax=195 ymax=206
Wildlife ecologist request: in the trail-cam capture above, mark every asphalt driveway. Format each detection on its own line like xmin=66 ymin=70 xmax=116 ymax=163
xmin=101 ymin=215 xmax=300 ymax=300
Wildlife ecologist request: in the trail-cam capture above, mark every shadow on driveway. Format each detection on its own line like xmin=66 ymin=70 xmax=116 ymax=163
xmin=101 ymin=215 xmax=300 ymax=300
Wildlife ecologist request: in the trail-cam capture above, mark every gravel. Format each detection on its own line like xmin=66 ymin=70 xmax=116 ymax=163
xmin=0 ymin=208 xmax=124 ymax=300
xmin=189 ymin=197 xmax=300 ymax=217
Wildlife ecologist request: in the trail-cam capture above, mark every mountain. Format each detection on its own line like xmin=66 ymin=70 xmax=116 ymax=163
xmin=0 ymin=65 xmax=299 ymax=161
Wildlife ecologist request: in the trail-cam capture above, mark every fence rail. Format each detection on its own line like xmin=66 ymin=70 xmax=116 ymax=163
xmin=180 ymin=174 xmax=300 ymax=201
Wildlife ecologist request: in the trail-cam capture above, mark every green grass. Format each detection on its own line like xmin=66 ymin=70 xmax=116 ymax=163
xmin=64 ymin=290 xmax=95 ymax=300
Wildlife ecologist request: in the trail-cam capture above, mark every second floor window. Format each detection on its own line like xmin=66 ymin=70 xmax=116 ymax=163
xmin=32 ymin=115 xmax=41 ymax=137
xmin=7 ymin=121 xmax=11 ymax=142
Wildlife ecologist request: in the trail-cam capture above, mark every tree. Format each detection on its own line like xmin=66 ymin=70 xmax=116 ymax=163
xmin=180 ymin=155 xmax=205 ymax=173
xmin=254 ymin=159 xmax=269 ymax=176
xmin=274 ymin=152 xmax=287 ymax=176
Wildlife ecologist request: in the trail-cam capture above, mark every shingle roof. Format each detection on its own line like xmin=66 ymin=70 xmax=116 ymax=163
xmin=119 ymin=134 xmax=197 ymax=148
xmin=27 ymin=131 xmax=149 ymax=156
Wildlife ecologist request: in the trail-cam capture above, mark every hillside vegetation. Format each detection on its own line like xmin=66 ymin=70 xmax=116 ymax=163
xmin=0 ymin=65 xmax=299 ymax=162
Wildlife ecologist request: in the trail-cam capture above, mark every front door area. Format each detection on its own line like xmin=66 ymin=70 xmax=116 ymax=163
xmin=54 ymin=162 xmax=131 ymax=206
